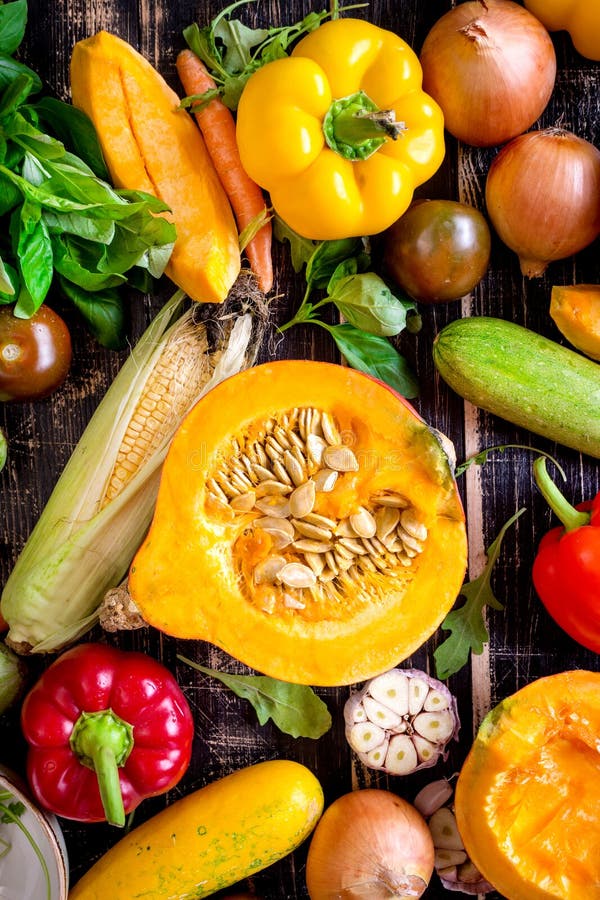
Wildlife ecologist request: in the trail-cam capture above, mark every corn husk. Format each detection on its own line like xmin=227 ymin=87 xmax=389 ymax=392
xmin=1 ymin=275 xmax=265 ymax=653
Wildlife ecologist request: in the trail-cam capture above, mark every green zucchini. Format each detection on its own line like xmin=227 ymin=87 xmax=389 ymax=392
xmin=433 ymin=316 xmax=600 ymax=458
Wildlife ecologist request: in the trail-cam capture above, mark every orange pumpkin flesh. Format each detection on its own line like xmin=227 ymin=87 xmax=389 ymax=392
xmin=455 ymin=670 xmax=600 ymax=899
xmin=129 ymin=361 xmax=466 ymax=686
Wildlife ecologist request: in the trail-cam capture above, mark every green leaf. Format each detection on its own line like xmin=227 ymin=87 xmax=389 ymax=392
xmin=0 ymin=169 xmax=20 ymax=213
xmin=326 ymin=322 xmax=419 ymax=399
xmin=16 ymin=200 xmax=53 ymax=308
xmin=178 ymin=656 xmax=332 ymax=739
xmin=43 ymin=209 xmax=116 ymax=244
xmin=33 ymin=97 xmax=110 ymax=180
xmin=0 ymin=55 xmax=41 ymax=93
xmin=455 ymin=444 xmax=566 ymax=480
xmin=52 ymin=234 xmax=125 ymax=290
xmin=214 ymin=17 xmax=269 ymax=73
xmin=0 ymin=72 xmax=35 ymax=118
xmin=0 ymin=0 xmax=27 ymax=56
xmin=273 ymin=214 xmax=316 ymax=272
xmin=59 ymin=277 xmax=126 ymax=350
xmin=306 ymin=237 xmax=365 ymax=291
xmin=434 ymin=508 xmax=526 ymax=680
xmin=330 ymin=272 xmax=414 ymax=337
xmin=238 ymin=206 xmax=271 ymax=253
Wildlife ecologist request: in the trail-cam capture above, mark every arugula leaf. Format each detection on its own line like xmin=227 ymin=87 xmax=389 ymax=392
xmin=330 ymin=272 xmax=415 ymax=337
xmin=455 ymin=444 xmax=566 ymax=480
xmin=434 ymin=508 xmax=526 ymax=680
xmin=178 ymin=656 xmax=332 ymax=739
xmin=0 ymin=0 xmax=27 ymax=56
xmin=326 ymin=322 xmax=419 ymax=398
xmin=33 ymin=98 xmax=110 ymax=180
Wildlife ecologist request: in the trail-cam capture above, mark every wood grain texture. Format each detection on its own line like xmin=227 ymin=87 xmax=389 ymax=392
xmin=0 ymin=2 xmax=598 ymax=899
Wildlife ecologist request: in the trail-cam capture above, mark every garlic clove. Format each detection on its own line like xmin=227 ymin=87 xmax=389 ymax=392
xmin=384 ymin=734 xmax=418 ymax=775
xmin=412 ymin=735 xmax=439 ymax=765
xmin=423 ymin=689 xmax=450 ymax=712
xmin=363 ymin=740 xmax=389 ymax=769
xmin=437 ymin=865 xmax=458 ymax=883
xmin=413 ymin=779 xmax=454 ymax=818
xmin=349 ymin=721 xmax=386 ymax=753
xmin=457 ymin=861 xmax=486 ymax=884
xmin=428 ymin=807 xmax=465 ymax=851
xmin=413 ymin=710 xmax=456 ymax=743
xmin=367 ymin=669 xmax=410 ymax=715
xmin=408 ymin=677 xmax=430 ymax=715
xmin=435 ymin=849 xmax=467 ymax=869
xmin=362 ymin=696 xmax=403 ymax=730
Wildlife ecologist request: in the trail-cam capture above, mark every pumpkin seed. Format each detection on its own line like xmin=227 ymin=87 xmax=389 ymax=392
xmin=313 ymin=468 xmax=338 ymax=492
xmin=373 ymin=491 xmax=410 ymax=509
xmin=397 ymin=526 xmax=424 ymax=554
xmin=230 ymin=491 xmax=256 ymax=512
xmin=306 ymin=433 xmax=327 ymax=466
xmin=333 ymin=542 xmax=355 ymax=561
xmin=274 ymin=426 xmax=293 ymax=450
xmin=338 ymin=537 xmax=367 ymax=555
xmin=304 ymin=511 xmax=338 ymax=530
xmin=272 ymin=459 xmax=293 ymax=486
xmin=254 ymin=496 xmax=292 ymax=518
xmin=334 ymin=551 xmax=354 ymax=571
xmin=321 ymin=411 xmax=341 ymax=445
xmin=400 ymin=508 xmax=428 ymax=542
xmin=251 ymin=463 xmax=275 ymax=482
xmin=255 ymin=516 xmax=295 ymax=537
xmin=304 ymin=551 xmax=326 ymax=575
xmin=319 ymin=568 xmax=337 ymax=583
xmin=325 ymin=551 xmax=339 ymax=575
xmin=289 ymin=430 xmax=305 ymax=453
xmin=289 ymin=480 xmax=316 ymax=518
xmin=375 ymin=506 xmax=400 ymax=540
xmin=323 ymin=444 xmax=359 ymax=472
xmin=350 ymin=506 xmax=377 ymax=538
xmin=254 ymin=555 xmax=287 ymax=584
xmin=298 ymin=407 xmax=308 ymax=440
xmin=230 ymin=470 xmax=254 ymax=492
xmin=334 ymin=518 xmax=357 ymax=538
xmin=277 ymin=562 xmax=317 ymax=589
xmin=255 ymin=480 xmax=292 ymax=497
xmin=284 ymin=450 xmax=305 ymax=487
xmin=207 ymin=491 xmax=229 ymax=509
xmin=292 ymin=539 xmax=333 ymax=553
xmin=254 ymin=441 xmax=269 ymax=468
xmin=283 ymin=593 xmax=306 ymax=610
xmin=215 ymin=470 xmax=241 ymax=496
xmin=293 ymin=519 xmax=333 ymax=541
xmin=207 ymin=478 xmax=228 ymax=503
xmin=308 ymin=408 xmax=322 ymax=435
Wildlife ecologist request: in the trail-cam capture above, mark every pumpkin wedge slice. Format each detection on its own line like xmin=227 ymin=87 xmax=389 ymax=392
xmin=70 ymin=31 xmax=240 ymax=303
xmin=455 ymin=670 xmax=600 ymax=900
xmin=129 ymin=361 xmax=467 ymax=686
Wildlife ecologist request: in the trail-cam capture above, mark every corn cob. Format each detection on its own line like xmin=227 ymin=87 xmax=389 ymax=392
xmin=1 ymin=290 xmax=254 ymax=653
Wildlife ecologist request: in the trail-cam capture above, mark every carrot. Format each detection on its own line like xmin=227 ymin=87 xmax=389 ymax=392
xmin=176 ymin=50 xmax=273 ymax=294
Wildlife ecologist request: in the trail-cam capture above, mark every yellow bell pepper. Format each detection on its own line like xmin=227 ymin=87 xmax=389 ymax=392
xmin=524 ymin=0 xmax=600 ymax=61
xmin=236 ymin=18 xmax=445 ymax=240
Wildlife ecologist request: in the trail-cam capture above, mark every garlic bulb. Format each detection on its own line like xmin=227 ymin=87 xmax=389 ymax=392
xmin=344 ymin=668 xmax=460 ymax=775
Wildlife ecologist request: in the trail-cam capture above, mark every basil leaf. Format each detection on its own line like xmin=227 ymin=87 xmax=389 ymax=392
xmin=33 ymin=98 xmax=110 ymax=180
xmin=59 ymin=277 xmax=126 ymax=350
xmin=0 ymin=55 xmax=41 ymax=93
xmin=327 ymin=323 xmax=419 ymax=399
xmin=330 ymin=272 xmax=414 ymax=337
xmin=0 ymin=254 xmax=15 ymax=295
xmin=52 ymin=234 xmax=126 ymax=290
xmin=273 ymin=214 xmax=316 ymax=272
xmin=0 ymin=0 xmax=27 ymax=56
xmin=0 ymin=72 xmax=34 ymax=118
xmin=306 ymin=237 xmax=365 ymax=291
xmin=179 ymin=657 xmax=332 ymax=740
xmin=16 ymin=200 xmax=53 ymax=308
xmin=13 ymin=281 xmax=35 ymax=317
xmin=44 ymin=209 xmax=116 ymax=244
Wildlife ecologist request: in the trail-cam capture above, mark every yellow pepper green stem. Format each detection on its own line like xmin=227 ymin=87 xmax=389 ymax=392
xmin=323 ymin=91 xmax=405 ymax=160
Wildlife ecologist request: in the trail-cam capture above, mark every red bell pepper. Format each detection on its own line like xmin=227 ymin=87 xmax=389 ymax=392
xmin=532 ymin=457 xmax=600 ymax=654
xmin=21 ymin=643 xmax=194 ymax=827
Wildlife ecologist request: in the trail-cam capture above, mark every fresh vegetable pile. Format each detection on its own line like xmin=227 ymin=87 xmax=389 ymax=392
xmin=0 ymin=0 xmax=599 ymax=898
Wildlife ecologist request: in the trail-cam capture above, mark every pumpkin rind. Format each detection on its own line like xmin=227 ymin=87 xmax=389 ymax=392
xmin=129 ymin=361 xmax=467 ymax=686
xmin=455 ymin=670 xmax=600 ymax=899
xmin=69 ymin=760 xmax=323 ymax=899
xmin=70 ymin=31 xmax=240 ymax=304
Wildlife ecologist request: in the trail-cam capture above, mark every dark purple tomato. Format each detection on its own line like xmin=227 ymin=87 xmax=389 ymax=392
xmin=0 ymin=304 xmax=72 ymax=402
xmin=383 ymin=199 xmax=491 ymax=303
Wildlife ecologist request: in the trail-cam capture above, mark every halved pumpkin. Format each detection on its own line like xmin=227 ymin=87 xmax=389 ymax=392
xmin=129 ymin=361 xmax=467 ymax=686
xmin=455 ymin=670 xmax=600 ymax=899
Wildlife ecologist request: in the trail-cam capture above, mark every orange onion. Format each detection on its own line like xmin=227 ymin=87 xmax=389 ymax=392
xmin=486 ymin=128 xmax=600 ymax=277
xmin=306 ymin=789 xmax=434 ymax=899
xmin=420 ymin=0 xmax=556 ymax=147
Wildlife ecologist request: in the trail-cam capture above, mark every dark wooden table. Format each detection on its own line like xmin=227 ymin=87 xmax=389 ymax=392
xmin=1 ymin=1 xmax=599 ymax=898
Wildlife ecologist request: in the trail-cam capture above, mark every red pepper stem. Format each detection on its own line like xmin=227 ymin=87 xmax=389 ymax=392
xmin=69 ymin=709 xmax=134 ymax=828
xmin=533 ymin=457 xmax=590 ymax=532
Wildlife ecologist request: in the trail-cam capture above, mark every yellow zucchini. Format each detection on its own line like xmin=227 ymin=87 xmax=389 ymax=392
xmin=69 ymin=760 xmax=323 ymax=899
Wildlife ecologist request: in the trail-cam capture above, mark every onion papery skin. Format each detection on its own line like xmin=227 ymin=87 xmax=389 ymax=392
xmin=420 ymin=0 xmax=556 ymax=148
xmin=306 ymin=789 xmax=434 ymax=899
xmin=485 ymin=128 xmax=600 ymax=277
